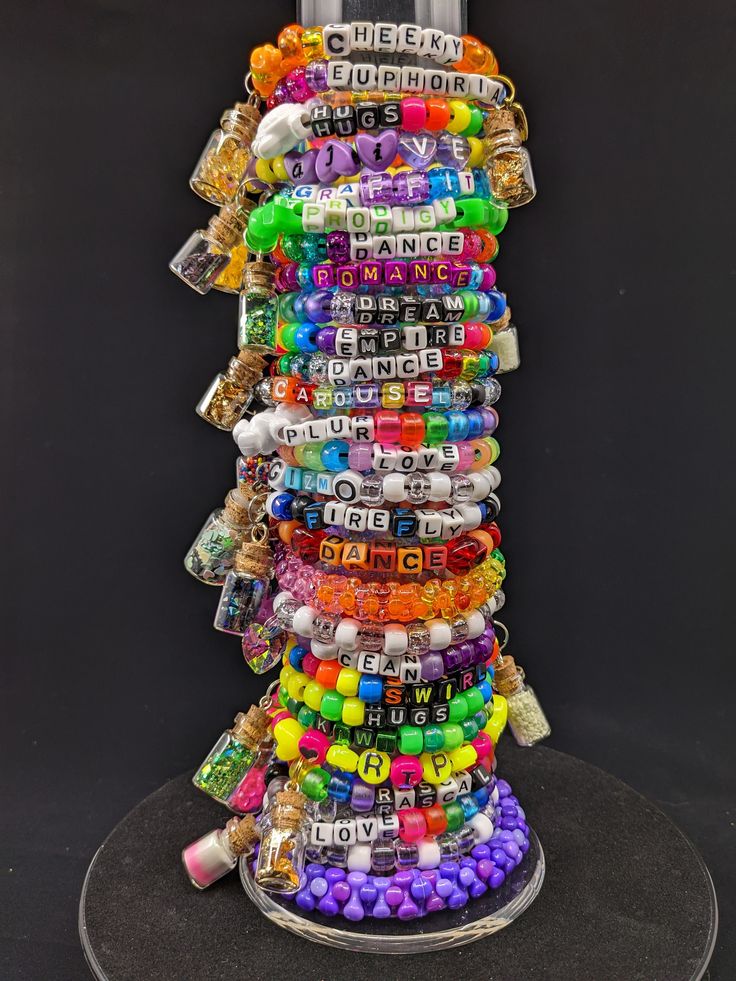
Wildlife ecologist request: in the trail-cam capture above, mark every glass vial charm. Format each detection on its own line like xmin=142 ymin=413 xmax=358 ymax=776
xmin=169 ymin=199 xmax=255 ymax=295
xmin=182 ymin=814 xmax=259 ymax=889
xmin=197 ymin=349 xmax=267 ymax=431
xmin=214 ymin=537 xmax=273 ymax=635
xmin=254 ymin=786 xmax=308 ymax=895
xmin=484 ymin=109 xmax=536 ymax=208
xmin=184 ymin=488 xmax=253 ymax=585
xmin=238 ymin=261 xmax=278 ymax=352
xmin=493 ymin=655 xmax=551 ymax=746
xmin=193 ymin=705 xmax=271 ymax=802
xmin=190 ymin=101 xmax=261 ymax=205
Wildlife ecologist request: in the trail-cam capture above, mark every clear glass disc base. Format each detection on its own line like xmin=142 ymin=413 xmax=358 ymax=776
xmin=239 ymin=828 xmax=544 ymax=953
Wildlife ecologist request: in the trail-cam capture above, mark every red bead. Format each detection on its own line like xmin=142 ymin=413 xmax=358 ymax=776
xmin=291 ymin=526 xmax=326 ymax=564
xmin=435 ymin=349 xmax=464 ymax=380
xmin=399 ymin=412 xmax=425 ymax=447
xmin=446 ymin=536 xmax=486 ymax=574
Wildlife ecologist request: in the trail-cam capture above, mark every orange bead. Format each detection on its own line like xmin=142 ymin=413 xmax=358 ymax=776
xmin=315 ymin=659 xmax=341 ymax=689
xmin=278 ymin=520 xmax=300 ymax=545
xmin=278 ymin=23 xmax=305 ymax=61
xmin=454 ymin=35 xmax=498 ymax=75
xmin=425 ymin=98 xmax=452 ymax=131
xmin=250 ymin=44 xmax=282 ymax=96
xmin=476 ymin=230 xmax=499 ymax=263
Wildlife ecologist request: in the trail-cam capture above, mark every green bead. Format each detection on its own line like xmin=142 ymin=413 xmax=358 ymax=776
xmin=244 ymin=204 xmax=279 ymax=253
xmin=460 ymin=291 xmax=479 ymax=317
xmin=423 ymin=724 xmax=444 ymax=752
xmin=398 ymin=725 xmax=424 ymax=755
xmin=278 ymin=686 xmax=289 ymax=708
xmin=423 ymin=412 xmax=449 ymax=445
xmin=280 ymin=322 xmax=301 ymax=353
xmin=320 ymin=690 xmax=344 ymax=721
xmin=461 ymin=717 xmax=479 ymax=741
xmin=277 ymin=354 xmax=293 ymax=374
xmin=301 ymin=767 xmax=330 ymax=801
xmin=278 ymin=291 xmax=299 ymax=321
xmin=476 ymin=354 xmax=491 ymax=376
xmin=491 ymin=548 xmax=505 ymax=564
xmin=487 ymin=202 xmax=508 ymax=235
xmin=444 ymin=800 xmax=465 ymax=832
xmin=474 ymin=709 xmax=489 ymax=729
xmin=281 ymin=234 xmax=305 ymax=262
xmin=332 ymin=722 xmax=352 ymax=745
xmin=376 ymin=729 xmax=397 ymax=753
xmin=297 ymin=705 xmax=318 ymax=728
xmin=463 ymin=105 xmax=484 ymax=137
xmin=464 ymin=687 xmax=485 ymax=716
xmin=302 ymin=442 xmax=325 ymax=472
xmin=286 ymin=696 xmax=301 ymax=717
xmin=440 ymin=722 xmax=464 ymax=750
xmin=448 ymin=694 xmax=468 ymax=722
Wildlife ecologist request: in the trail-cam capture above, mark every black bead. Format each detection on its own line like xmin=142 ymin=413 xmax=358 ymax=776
xmin=310 ymin=104 xmax=334 ymax=138
xmin=374 ymin=786 xmax=393 ymax=810
xmin=332 ymin=722 xmax=352 ymax=745
xmin=375 ymin=295 xmax=400 ymax=325
xmin=441 ymin=294 xmax=465 ymax=322
xmin=333 ymin=105 xmax=357 ymax=137
xmin=469 ymin=382 xmax=487 ymax=406
xmin=471 ymin=764 xmax=491 ymax=789
xmin=415 ymin=781 xmax=436 ymax=808
xmin=399 ymin=296 xmax=421 ymax=324
xmin=314 ymin=716 xmax=333 ymax=736
xmin=385 ymin=705 xmax=408 ymax=727
xmin=409 ymin=706 xmax=430 ymax=726
xmin=357 ymin=328 xmax=380 ymax=355
xmin=289 ymin=494 xmax=312 ymax=522
xmin=354 ymin=294 xmax=377 ymax=325
xmin=458 ymin=668 xmax=476 ymax=692
xmin=303 ymin=502 xmax=326 ymax=530
xmin=375 ymin=729 xmax=398 ymax=753
xmin=428 ymin=325 xmax=449 ymax=347
xmin=483 ymin=496 xmax=501 ymax=521
xmin=379 ymin=327 xmax=402 ymax=351
xmin=410 ymin=683 xmax=435 ymax=706
xmin=364 ymin=706 xmax=386 ymax=729
xmin=356 ymin=101 xmax=380 ymax=130
xmin=475 ymin=663 xmax=487 ymax=682
xmin=353 ymin=726 xmax=376 ymax=749
xmin=382 ymin=680 xmax=406 ymax=706
xmin=430 ymin=702 xmax=450 ymax=723
xmin=435 ymin=678 xmax=458 ymax=704
xmin=379 ymin=101 xmax=401 ymax=128
xmin=390 ymin=508 xmax=417 ymax=538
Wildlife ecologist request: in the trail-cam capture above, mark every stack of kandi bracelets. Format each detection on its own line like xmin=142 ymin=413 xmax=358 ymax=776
xmin=173 ymin=18 xmax=551 ymax=917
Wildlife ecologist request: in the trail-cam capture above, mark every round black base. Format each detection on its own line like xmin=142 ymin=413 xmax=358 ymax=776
xmin=79 ymin=744 xmax=717 ymax=981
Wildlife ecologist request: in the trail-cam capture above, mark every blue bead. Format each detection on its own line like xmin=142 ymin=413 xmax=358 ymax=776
xmin=465 ymin=410 xmax=484 ymax=439
xmin=293 ymin=293 xmax=308 ymax=320
xmin=289 ymin=645 xmax=308 ymax=670
xmin=302 ymin=470 xmax=319 ymax=493
xmin=467 ymin=263 xmax=483 ymax=289
xmin=296 ymin=264 xmax=313 ymax=290
xmin=471 ymin=167 xmax=490 ymax=199
xmin=270 ymin=492 xmax=294 ymax=519
xmin=322 ymin=439 xmax=350 ymax=472
xmin=485 ymin=351 xmax=500 ymax=376
xmin=295 ymin=321 xmax=320 ymax=352
xmin=459 ymin=794 xmax=479 ymax=819
xmin=283 ymin=466 xmax=303 ymax=491
xmin=426 ymin=167 xmax=456 ymax=202
xmin=445 ymin=411 xmax=469 ymax=442
xmin=431 ymin=385 xmax=452 ymax=409
xmin=473 ymin=787 xmax=490 ymax=808
xmin=477 ymin=680 xmax=492 ymax=702
xmin=327 ymin=772 xmax=354 ymax=802
xmin=484 ymin=290 xmax=507 ymax=322
xmin=358 ymin=675 xmax=384 ymax=703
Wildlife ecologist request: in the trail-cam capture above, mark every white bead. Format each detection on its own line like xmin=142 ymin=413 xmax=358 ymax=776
xmin=292 ymin=605 xmax=317 ymax=637
xmin=366 ymin=507 xmax=390 ymax=532
xmin=428 ymin=473 xmax=452 ymax=502
xmin=487 ymin=466 xmax=501 ymax=491
xmin=323 ymin=501 xmax=346 ymax=525
xmin=344 ymin=506 xmax=368 ymax=532
xmin=456 ymin=772 xmax=472 ymax=796
xmin=383 ymin=472 xmax=407 ymax=503
xmin=442 ymin=231 xmax=464 ymax=255
xmin=333 ymin=819 xmax=358 ymax=845
xmin=441 ymin=507 xmax=465 ymax=539
xmin=352 ymin=63 xmax=378 ymax=90
xmin=372 ymin=355 xmax=396 ymax=380
xmin=310 ymin=822 xmax=334 ymax=845
xmin=379 ymin=654 xmax=401 ymax=676
xmin=372 ymin=445 xmax=397 ymax=473
xmin=315 ymin=185 xmax=337 ymax=201
xmin=402 ymin=325 xmax=426 ymax=350
xmin=437 ymin=444 xmax=460 ymax=472
xmin=350 ymin=233 xmax=373 ymax=261
xmin=355 ymin=815 xmax=378 ymax=842
xmin=292 ymin=183 xmax=319 ymax=201
xmin=358 ymin=650 xmax=381 ymax=673
xmin=417 ymin=349 xmax=442 ymax=373
xmin=417 ymin=447 xmax=440 ymax=471
xmin=448 ymin=323 xmax=465 ymax=346
xmin=333 ymin=470 xmax=363 ymax=504
xmin=470 ymin=813 xmax=494 ymax=844
xmin=378 ymin=814 xmax=399 ymax=837
xmin=393 ymin=448 xmax=418 ymax=473
xmin=391 ymin=207 xmax=415 ymax=233
xmin=440 ymin=34 xmax=463 ymax=64
xmin=302 ymin=201 xmax=325 ymax=233
xmin=335 ymin=618 xmax=360 ymax=650
xmin=383 ymin=623 xmax=408 ymax=655
xmin=336 ymin=182 xmax=360 ymax=207
xmin=326 ymin=416 xmax=352 ymax=439
xmin=457 ymin=502 xmax=482 ymax=531
xmin=414 ymin=205 xmax=436 ymax=230
xmin=395 ymin=233 xmax=420 ymax=258
xmin=419 ymin=28 xmax=446 ymax=59
xmin=323 ymin=23 xmax=351 ymax=57
xmin=471 ymin=75 xmax=504 ymax=105
xmin=349 ymin=356 xmax=372 ymax=382
xmin=324 ymin=198 xmax=348 ymax=230
xmin=377 ymin=65 xmax=402 ymax=91
xmin=347 ymin=843 xmax=372 ymax=873
xmin=415 ymin=508 xmax=443 ymax=538
xmin=347 ymin=207 xmax=370 ymax=234
xmin=251 ymin=103 xmax=311 ymax=158
xmin=465 ymin=609 xmax=486 ymax=640
xmin=417 ymin=839 xmax=442 ymax=870
xmin=373 ymin=235 xmax=396 ymax=258
xmin=326 ymin=59 xmax=352 ymax=90
xmin=399 ymin=655 xmax=422 ymax=684
xmin=327 ymin=359 xmax=350 ymax=387
xmin=468 ymin=472 xmax=492 ymax=501
xmin=350 ymin=21 xmax=374 ymax=50
xmin=267 ymin=459 xmax=287 ymax=489
xmin=335 ymin=327 xmax=357 ymax=357
xmin=433 ymin=197 xmax=457 ymax=224
xmin=491 ymin=785 xmax=500 ymax=806
xmin=373 ymin=22 xmax=398 ymax=51
xmin=350 ymin=414 xmax=375 ymax=442
xmin=395 ymin=353 xmax=419 ymax=378
xmin=436 ymin=776 xmax=459 ymax=803
xmin=303 ymin=419 xmax=328 ymax=442
xmin=458 ymin=171 xmax=475 ymax=196
xmin=427 ymin=617 xmax=452 ymax=651
xmin=310 ymin=640 xmax=338 ymax=659
xmin=400 ymin=66 xmax=425 ymax=93
xmin=396 ymin=23 xmax=422 ymax=53
xmin=394 ymin=788 xmax=415 ymax=810
xmin=447 ymin=73 xmax=470 ymax=97
xmin=419 ymin=231 xmax=443 ymax=255
xmin=337 ymin=647 xmax=359 ymax=668
xmin=423 ymin=69 xmax=448 ymax=94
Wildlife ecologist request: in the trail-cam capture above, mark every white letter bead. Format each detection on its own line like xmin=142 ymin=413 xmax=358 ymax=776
xmin=323 ymin=23 xmax=351 ymax=56
xmin=372 ymin=445 xmax=397 ymax=473
xmin=336 ymin=182 xmax=360 ymax=207
xmin=423 ymin=69 xmax=448 ymax=94
xmin=404 ymin=325 xmax=427 ymax=349
xmin=447 ymin=73 xmax=470 ymax=97
xmin=415 ymin=509 xmax=444 ymax=538
xmin=458 ymin=171 xmax=475 ymax=196
xmin=443 ymin=232 xmax=464 ymax=255
xmin=397 ymin=23 xmax=422 ymax=53
xmin=420 ymin=232 xmax=443 ymax=255
xmin=373 ymin=235 xmax=396 ymax=258
xmin=367 ymin=508 xmax=390 ymax=532
xmin=334 ymin=618 xmax=360 ymax=650
xmin=350 ymin=21 xmax=374 ymax=50
xmin=350 ymin=233 xmax=373 ymax=261
xmin=449 ymin=323 xmax=465 ymax=345
xmin=419 ymin=28 xmax=446 ymax=59
xmin=327 ymin=359 xmax=349 ymax=385
xmin=378 ymin=65 xmax=402 ymax=91
xmin=326 ymin=60 xmax=352 ymax=90
xmin=337 ymin=647 xmax=359 ymax=668
xmin=394 ymin=789 xmax=415 ymax=810
xmin=418 ymin=349 xmax=442 ymax=373
xmin=326 ymin=415 xmax=352 ymax=439
xmin=391 ymin=207 xmax=415 ymax=232
xmin=396 ymin=353 xmax=419 ymax=378
xmin=335 ymin=327 xmax=357 ymax=357
xmin=393 ymin=447 xmax=417 ymax=472
xmin=379 ymin=814 xmax=400 ymax=837
xmin=399 ymin=656 xmax=422 ymax=683
xmin=344 ymin=506 xmax=368 ymax=531
xmin=440 ymin=34 xmax=463 ymax=64
xmin=324 ymin=199 xmax=347 ymax=230
xmin=373 ymin=22 xmax=398 ymax=51
xmin=292 ymin=183 xmax=318 ymax=201
xmin=333 ymin=819 xmax=358 ymax=845
xmin=370 ymin=205 xmax=392 ymax=234
xmin=352 ymin=63 xmax=378 ymax=90
xmin=347 ymin=207 xmax=370 ymax=233
xmin=311 ymin=822 xmax=334 ymax=845
xmin=349 ymin=356 xmax=372 ymax=382
xmin=333 ymin=470 xmax=363 ymax=504
xmin=433 ymin=197 xmax=457 ymax=223
xmin=355 ymin=816 xmax=378 ymax=842
xmin=358 ymin=650 xmax=381 ymax=674
xmin=400 ymin=66 xmax=425 ymax=93
xmin=414 ymin=206 xmax=436 ymax=229
xmin=323 ymin=500 xmax=346 ymax=525
xmin=350 ymin=414 xmax=375 ymax=441
xmin=437 ymin=776 xmax=459 ymax=803
xmin=441 ymin=507 xmax=465 ymax=538
xmin=302 ymin=201 xmax=325 ymax=232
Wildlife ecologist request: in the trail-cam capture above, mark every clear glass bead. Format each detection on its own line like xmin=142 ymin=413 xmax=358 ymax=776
xmin=254 ymin=377 xmax=275 ymax=406
xmin=450 ymin=474 xmax=474 ymax=504
xmin=450 ymin=381 xmax=473 ymax=410
xmin=307 ymin=352 xmax=329 ymax=383
xmin=438 ymin=833 xmax=460 ymax=863
xmin=492 ymin=588 xmax=506 ymax=612
xmin=371 ymin=839 xmax=395 ymax=874
xmin=360 ymin=474 xmax=385 ymax=506
xmin=455 ymin=826 xmax=476 ymax=854
xmin=395 ymin=841 xmax=419 ymax=871
xmin=312 ymin=612 xmax=339 ymax=643
xmin=405 ymin=473 xmax=431 ymax=505
xmin=276 ymin=598 xmax=301 ymax=629
xmin=324 ymin=843 xmax=349 ymax=867
xmin=406 ymin=623 xmax=431 ymax=655
xmin=483 ymin=379 xmax=502 ymax=406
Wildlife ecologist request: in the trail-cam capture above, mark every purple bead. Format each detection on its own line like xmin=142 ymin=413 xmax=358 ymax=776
xmin=384 ymin=260 xmax=407 ymax=286
xmin=285 ymin=66 xmax=314 ymax=103
xmin=436 ymin=132 xmax=471 ymax=170
xmin=272 ymin=79 xmax=290 ymax=105
xmin=350 ymin=779 xmax=375 ymax=812
xmin=360 ymin=260 xmax=382 ymax=286
xmin=316 ymin=139 xmax=360 ymax=182
xmin=435 ymin=877 xmax=453 ymax=899
xmin=480 ymin=407 xmax=498 ymax=433
xmin=359 ymin=880 xmax=378 ymax=904
xmin=474 ymin=632 xmax=495 ymax=659
xmin=444 ymin=645 xmax=464 ymax=672
xmin=296 ymin=887 xmax=315 ymax=910
xmin=326 ymin=231 xmax=350 ymax=263
xmin=397 ymin=132 xmax=437 ymax=169
xmin=489 ymin=866 xmax=506 ymax=889
xmin=398 ymin=891 xmax=420 ymax=920
xmin=471 ymin=844 xmax=491 ymax=862
xmin=332 ymin=879 xmax=351 ymax=903
xmin=497 ymin=779 xmax=512 ymax=798
xmin=420 ymin=652 xmax=445 ymax=681
xmin=303 ymin=289 xmax=333 ymax=324
xmin=348 ymin=443 xmax=373 ymax=471
xmin=393 ymin=170 xmax=429 ymax=205
xmin=284 ymin=148 xmax=318 ymax=185
xmin=372 ymin=879 xmax=392 ymax=918
xmin=476 ymin=858 xmax=494 ymax=881
xmin=305 ymin=59 xmax=329 ymax=92
xmin=359 ymin=172 xmax=394 ymax=206
xmin=316 ymin=326 xmax=336 ymax=354
xmin=355 ymin=131 xmax=399 ymax=171
xmin=385 ymin=883 xmax=404 ymax=908
xmin=343 ymin=872 xmax=367 ymax=921
xmin=353 ymin=384 xmax=380 ymax=409
xmin=310 ymin=876 xmax=328 ymax=897
xmin=458 ymin=866 xmax=475 ymax=888
xmin=311 ymin=263 xmax=335 ymax=289
xmin=337 ymin=264 xmax=360 ymax=291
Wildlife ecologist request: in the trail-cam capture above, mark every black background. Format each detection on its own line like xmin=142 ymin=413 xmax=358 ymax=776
xmin=2 ymin=1 xmax=735 ymax=978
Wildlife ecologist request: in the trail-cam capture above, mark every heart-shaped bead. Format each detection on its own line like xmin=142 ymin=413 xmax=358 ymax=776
xmin=315 ymin=139 xmax=360 ymax=182
xmin=284 ymin=148 xmax=318 ymax=185
xmin=436 ymin=133 xmax=471 ymax=170
xmin=397 ymin=131 xmax=438 ymax=169
xmin=355 ymin=131 xmax=399 ymax=171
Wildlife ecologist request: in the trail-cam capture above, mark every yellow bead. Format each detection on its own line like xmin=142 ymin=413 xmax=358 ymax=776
xmin=485 ymin=693 xmax=508 ymax=744
xmin=301 ymin=27 xmax=324 ymax=61
xmin=286 ymin=670 xmax=309 ymax=701
xmin=357 ymin=750 xmax=391 ymax=785
xmin=381 ymin=381 xmax=404 ymax=408
xmin=326 ymin=744 xmax=359 ymax=772
xmin=449 ymin=744 xmax=477 ymax=771
xmin=341 ymin=696 xmax=365 ymax=727
xmin=279 ymin=663 xmax=294 ymax=687
xmin=270 ymin=155 xmax=288 ymax=181
xmin=273 ymin=717 xmax=304 ymax=760
xmin=447 ymin=100 xmax=472 ymax=134
xmin=255 ymin=157 xmax=276 ymax=183
xmin=303 ymin=680 xmax=325 ymax=711
xmin=336 ymin=667 xmax=361 ymax=696
xmin=420 ymin=751 xmax=453 ymax=785
xmin=467 ymin=136 xmax=484 ymax=168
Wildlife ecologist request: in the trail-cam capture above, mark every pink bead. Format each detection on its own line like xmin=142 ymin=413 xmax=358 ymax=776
xmin=398 ymin=808 xmax=427 ymax=842
xmin=390 ymin=755 xmax=424 ymax=788
xmin=301 ymin=651 xmax=321 ymax=677
xmin=298 ymin=728 xmax=331 ymax=764
xmin=463 ymin=323 xmax=484 ymax=350
xmin=480 ymin=266 xmax=497 ymax=290
xmin=456 ymin=442 xmax=475 ymax=470
xmin=460 ymin=230 xmax=483 ymax=261
xmin=401 ymin=97 xmax=427 ymax=133
xmin=349 ymin=443 xmax=373 ymax=471
xmin=285 ymin=66 xmax=315 ymax=103
xmin=472 ymin=733 xmax=492 ymax=758
xmin=375 ymin=410 xmax=401 ymax=443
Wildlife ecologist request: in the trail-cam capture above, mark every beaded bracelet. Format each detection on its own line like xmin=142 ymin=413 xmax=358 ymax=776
xmin=294 ymin=533 xmax=491 ymax=577
xmin=267 ymin=378 xmax=500 ymax=412
xmin=306 ymin=97 xmax=485 ymax=138
xmin=287 ymin=149 xmax=481 ymax=193
xmin=279 ymin=258 xmax=495 ymax=294
xmin=278 ymin=352 xmax=497 ymax=387
xmin=274 ymin=410 xmax=499 ymax=449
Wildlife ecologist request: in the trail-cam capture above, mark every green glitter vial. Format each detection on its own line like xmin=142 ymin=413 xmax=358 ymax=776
xmin=192 ymin=705 xmax=270 ymax=804
xmin=238 ymin=261 xmax=278 ymax=353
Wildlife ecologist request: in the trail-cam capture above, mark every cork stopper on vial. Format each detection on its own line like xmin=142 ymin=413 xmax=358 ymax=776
xmin=223 ymin=489 xmax=252 ymax=528
xmin=241 ymin=261 xmax=275 ymax=292
xmin=493 ymin=655 xmax=525 ymax=697
xmin=232 ymin=704 xmax=271 ymax=747
xmin=233 ymin=540 xmax=273 ymax=580
xmin=272 ymin=788 xmax=308 ymax=830
xmin=226 ymin=814 xmax=259 ymax=855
